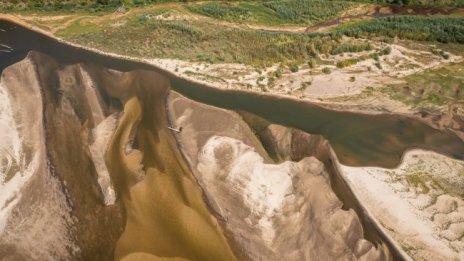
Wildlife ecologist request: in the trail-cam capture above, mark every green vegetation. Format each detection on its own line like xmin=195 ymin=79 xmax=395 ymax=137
xmin=336 ymin=16 xmax=464 ymax=43
xmin=186 ymin=2 xmax=252 ymax=22
xmin=187 ymin=0 xmax=355 ymax=25
xmin=262 ymin=0 xmax=353 ymax=24
xmin=335 ymin=47 xmax=391 ymax=68
xmin=59 ymin=17 xmax=362 ymax=65
xmin=308 ymin=58 xmax=317 ymax=69
xmin=383 ymin=62 xmax=464 ymax=106
xmin=330 ymin=41 xmax=372 ymax=55
xmin=2 ymin=0 xmax=463 ymax=13
xmin=344 ymin=0 xmax=464 ymax=8
xmin=289 ymin=64 xmax=299 ymax=72
xmin=0 ymin=0 xmax=199 ymax=12
xmin=322 ymin=67 xmax=332 ymax=74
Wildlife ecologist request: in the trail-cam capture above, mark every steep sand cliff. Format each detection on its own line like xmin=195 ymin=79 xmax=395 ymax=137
xmin=167 ymin=92 xmax=396 ymax=260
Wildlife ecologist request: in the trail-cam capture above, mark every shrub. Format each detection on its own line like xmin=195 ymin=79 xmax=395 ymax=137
xmin=380 ymin=46 xmax=392 ymax=55
xmin=308 ymin=58 xmax=317 ymax=69
xmin=289 ymin=64 xmax=299 ymax=72
xmin=322 ymin=67 xmax=332 ymax=74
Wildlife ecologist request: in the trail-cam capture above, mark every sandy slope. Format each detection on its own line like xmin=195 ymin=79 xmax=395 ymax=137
xmin=168 ymin=92 xmax=390 ymax=261
xmin=341 ymin=150 xmax=464 ymax=261
xmin=0 ymin=55 xmax=78 ymax=260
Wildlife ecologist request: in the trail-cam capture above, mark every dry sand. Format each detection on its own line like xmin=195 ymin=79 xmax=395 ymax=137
xmin=168 ymin=92 xmax=389 ymax=261
xmin=340 ymin=149 xmax=464 ymax=261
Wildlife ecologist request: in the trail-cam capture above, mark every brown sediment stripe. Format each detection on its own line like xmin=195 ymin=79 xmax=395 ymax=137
xmin=102 ymin=69 xmax=237 ymax=260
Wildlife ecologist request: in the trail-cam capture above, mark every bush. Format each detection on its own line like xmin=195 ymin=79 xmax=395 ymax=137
xmin=308 ymin=58 xmax=317 ymax=69
xmin=380 ymin=46 xmax=392 ymax=55
xmin=322 ymin=67 xmax=332 ymax=74
xmin=289 ymin=64 xmax=299 ymax=72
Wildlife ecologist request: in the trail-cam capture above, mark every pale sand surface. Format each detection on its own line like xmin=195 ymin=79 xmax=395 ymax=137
xmin=341 ymin=150 xmax=464 ymax=261
xmin=168 ymin=92 xmax=388 ymax=261
xmin=0 ymin=58 xmax=78 ymax=260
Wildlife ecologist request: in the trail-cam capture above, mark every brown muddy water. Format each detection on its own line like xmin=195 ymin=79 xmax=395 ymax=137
xmin=1 ymin=19 xmax=463 ymax=169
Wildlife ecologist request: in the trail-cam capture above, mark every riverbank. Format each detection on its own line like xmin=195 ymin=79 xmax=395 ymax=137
xmin=340 ymin=149 xmax=464 ymax=260
xmin=2 ymin=14 xmax=463 ymax=148
xmin=0 ymin=12 xmax=463 ymax=114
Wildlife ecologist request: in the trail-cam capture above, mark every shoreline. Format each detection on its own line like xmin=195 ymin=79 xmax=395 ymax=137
xmin=1 ymin=14 xmax=463 ymax=159
xmin=0 ymin=14 xmax=460 ymax=130
xmin=328 ymin=147 xmax=413 ymax=261
xmin=339 ymin=148 xmax=464 ymax=260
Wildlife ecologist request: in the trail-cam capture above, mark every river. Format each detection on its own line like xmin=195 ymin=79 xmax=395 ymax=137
xmin=1 ymin=19 xmax=463 ymax=168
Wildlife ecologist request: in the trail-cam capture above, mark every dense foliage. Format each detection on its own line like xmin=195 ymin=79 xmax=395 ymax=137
xmin=186 ymin=2 xmax=252 ymax=22
xmin=330 ymin=41 xmax=372 ymax=55
xmin=1 ymin=0 xmax=463 ymax=11
xmin=0 ymin=0 xmax=192 ymax=11
xmin=186 ymin=0 xmax=354 ymax=25
xmin=336 ymin=16 xmax=464 ymax=43
xmin=263 ymin=0 xmax=352 ymax=24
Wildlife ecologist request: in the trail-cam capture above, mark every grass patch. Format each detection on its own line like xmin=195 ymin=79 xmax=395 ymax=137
xmin=382 ymin=61 xmax=464 ymax=107
xmin=56 ymin=18 xmax=102 ymax=36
